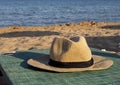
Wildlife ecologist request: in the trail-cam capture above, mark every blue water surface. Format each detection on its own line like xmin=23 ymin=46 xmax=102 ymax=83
xmin=0 ymin=0 xmax=120 ymax=27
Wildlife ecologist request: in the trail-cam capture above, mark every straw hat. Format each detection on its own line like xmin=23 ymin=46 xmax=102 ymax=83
xmin=27 ymin=36 xmax=113 ymax=72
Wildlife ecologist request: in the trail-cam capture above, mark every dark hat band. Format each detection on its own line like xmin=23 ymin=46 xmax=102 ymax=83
xmin=48 ymin=58 xmax=94 ymax=68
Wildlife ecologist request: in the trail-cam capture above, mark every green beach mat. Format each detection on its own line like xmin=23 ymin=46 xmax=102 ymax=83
xmin=0 ymin=48 xmax=120 ymax=85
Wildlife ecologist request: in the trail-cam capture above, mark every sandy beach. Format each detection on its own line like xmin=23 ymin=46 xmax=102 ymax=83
xmin=0 ymin=21 xmax=120 ymax=55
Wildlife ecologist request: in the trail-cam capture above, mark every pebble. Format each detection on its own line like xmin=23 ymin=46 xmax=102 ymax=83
xmin=118 ymin=46 xmax=120 ymax=48
xmin=118 ymin=43 xmax=120 ymax=46
xmin=101 ymin=49 xmax=106 ymax=51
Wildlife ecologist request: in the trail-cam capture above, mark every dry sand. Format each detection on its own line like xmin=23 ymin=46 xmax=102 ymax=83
xmin=0 ymin=21 xmax=120 ymax=55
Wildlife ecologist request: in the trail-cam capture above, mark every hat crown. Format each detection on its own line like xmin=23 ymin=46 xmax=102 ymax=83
xmin=50 ymin=36 xmax=92 ymax=62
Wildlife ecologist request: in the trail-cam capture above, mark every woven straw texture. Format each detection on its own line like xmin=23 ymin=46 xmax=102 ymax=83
xmin=0 ymin=48 xmax=120 ymax=85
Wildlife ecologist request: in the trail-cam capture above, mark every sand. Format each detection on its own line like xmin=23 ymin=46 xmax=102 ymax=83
xmin=0 ymin=21 xmax=120 ymax=55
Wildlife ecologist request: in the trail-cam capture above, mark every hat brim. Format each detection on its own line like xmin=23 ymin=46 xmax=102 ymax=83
xmin=27 ymin=55 xmax=113 ymax=72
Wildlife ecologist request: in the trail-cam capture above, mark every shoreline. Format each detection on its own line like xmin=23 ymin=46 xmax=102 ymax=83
xmin=0 ymin=21 xmax=120 ymax=55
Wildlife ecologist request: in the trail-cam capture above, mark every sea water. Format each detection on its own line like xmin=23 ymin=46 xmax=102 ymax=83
xmin=0 ymin=0 xmax=120 ymax=27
